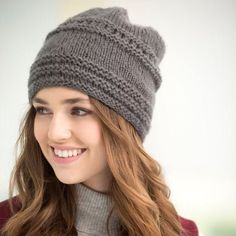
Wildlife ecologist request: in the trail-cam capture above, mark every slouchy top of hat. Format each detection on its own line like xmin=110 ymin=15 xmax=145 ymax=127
xmin=28 ymin=7 xmax=166 ymax=140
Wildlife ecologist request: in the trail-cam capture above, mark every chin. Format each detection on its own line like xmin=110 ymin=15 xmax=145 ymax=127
xmin=59 ymin=180 xmax=76 ymax=185
xmin=55 ymin=173 xmax=80 ymax=185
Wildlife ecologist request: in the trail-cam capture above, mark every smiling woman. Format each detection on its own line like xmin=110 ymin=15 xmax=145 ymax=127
xmin=32 ymin=87 xmax=112 ymax=190
xmin=0 ymin=6 xmax=198 ymax=236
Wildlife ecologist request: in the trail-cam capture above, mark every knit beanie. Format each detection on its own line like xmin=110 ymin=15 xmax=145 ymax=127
xmin=28 ymin=7 xmax=166 ymax=141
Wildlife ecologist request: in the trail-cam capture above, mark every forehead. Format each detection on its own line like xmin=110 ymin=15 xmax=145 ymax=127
xmin=32 ymin=87 xmax=90 ymax=105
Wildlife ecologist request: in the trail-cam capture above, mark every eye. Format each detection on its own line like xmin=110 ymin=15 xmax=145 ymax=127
xmin=34 ymin=106 xmax=50 ymax=115
xmin=71 ymin=107 xmax=91 ymax=116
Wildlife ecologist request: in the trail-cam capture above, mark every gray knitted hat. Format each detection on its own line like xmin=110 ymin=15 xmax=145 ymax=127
xmin=28 ymin=7 xmax=165 ymax=141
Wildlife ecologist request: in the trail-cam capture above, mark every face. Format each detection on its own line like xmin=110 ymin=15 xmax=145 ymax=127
xmin=32 ymin=87 xmax=112 ymax=192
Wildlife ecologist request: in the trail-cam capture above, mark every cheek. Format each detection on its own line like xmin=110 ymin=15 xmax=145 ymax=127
xmin=75 ymin=119 xmax=104 ymax=146
xmin=34 ymin=118 xmax=48 ymax=144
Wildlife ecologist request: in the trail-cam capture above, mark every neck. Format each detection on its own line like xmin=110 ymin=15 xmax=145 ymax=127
xmin=76 ymin=183 xmax=120 ymax=236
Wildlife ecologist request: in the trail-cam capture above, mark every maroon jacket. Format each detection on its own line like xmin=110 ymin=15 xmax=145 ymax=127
xmin=0 ymin=197 xmax=199 ymax=235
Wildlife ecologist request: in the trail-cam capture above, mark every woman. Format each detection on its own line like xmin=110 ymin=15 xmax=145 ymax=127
xmin=0 ymin=7 xmax=198 ymax=236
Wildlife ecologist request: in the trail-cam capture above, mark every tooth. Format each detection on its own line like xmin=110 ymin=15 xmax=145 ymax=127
xmin=68 ymin=150 xmax=73 ymax=157
xmin=58 ymin=150 xmax=62 ymax=157
xmin=62 ymin=150 xmax=68 ymax=158
xmin=73 ymin=149 xmax=77 ymax=156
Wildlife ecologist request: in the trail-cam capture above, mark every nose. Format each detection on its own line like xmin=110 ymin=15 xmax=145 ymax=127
xmin=47 ymin=113 xmax=72 ymax=142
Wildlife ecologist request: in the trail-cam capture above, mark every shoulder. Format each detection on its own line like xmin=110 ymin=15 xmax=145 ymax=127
xmin=180 ymin=216 xmax=199 ymax=236
xmin=0 ymin=196 xmax=21 ymax=230
xmin=0 ymin=199 xmax=199 ymax=236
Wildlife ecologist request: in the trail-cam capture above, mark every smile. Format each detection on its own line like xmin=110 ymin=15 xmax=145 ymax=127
xmin=51 ymin=148 xmax=87 ymax=164
xmin=54 ymin=148 xmax=86 ymax=158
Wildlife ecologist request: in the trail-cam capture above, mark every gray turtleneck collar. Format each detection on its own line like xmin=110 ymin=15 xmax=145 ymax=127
xmin=76 ymin=183 xmax=120 ymax=236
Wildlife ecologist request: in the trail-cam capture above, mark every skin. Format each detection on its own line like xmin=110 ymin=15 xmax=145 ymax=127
xmin=32 ymin=87 xmax=112 ymax=193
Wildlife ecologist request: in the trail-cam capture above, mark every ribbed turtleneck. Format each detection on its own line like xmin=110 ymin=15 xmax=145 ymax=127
xmin=76 ymin=183 xmax=120 ymax=236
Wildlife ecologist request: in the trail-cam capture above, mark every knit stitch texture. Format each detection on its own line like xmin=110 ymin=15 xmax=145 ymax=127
xmin=76 ymin=183 xmax=120 ymax=236
xmin=28 ymin=7 xmax=166 ymax=140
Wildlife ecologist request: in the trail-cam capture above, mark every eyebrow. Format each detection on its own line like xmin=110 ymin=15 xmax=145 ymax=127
xmin=32 ymin=97 xmax=90 ymax=105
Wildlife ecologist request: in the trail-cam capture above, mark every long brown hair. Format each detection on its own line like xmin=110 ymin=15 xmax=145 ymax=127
xmin=1 ymin=96 xmax=182 ymax=236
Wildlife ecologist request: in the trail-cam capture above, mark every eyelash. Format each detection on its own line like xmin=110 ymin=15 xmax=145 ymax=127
xmin=34 ymin=106 xmax=91 ymax=117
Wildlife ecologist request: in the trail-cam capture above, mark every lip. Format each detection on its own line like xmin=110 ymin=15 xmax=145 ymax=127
xmin=52 ymin=149 xmax=87 ymax=164
xmin=50 ymin=145 xmax=86 ymax=150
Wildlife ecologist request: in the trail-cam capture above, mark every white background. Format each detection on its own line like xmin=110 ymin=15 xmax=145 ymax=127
xmin=0 ymin=1 xmax=235 ymax=235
